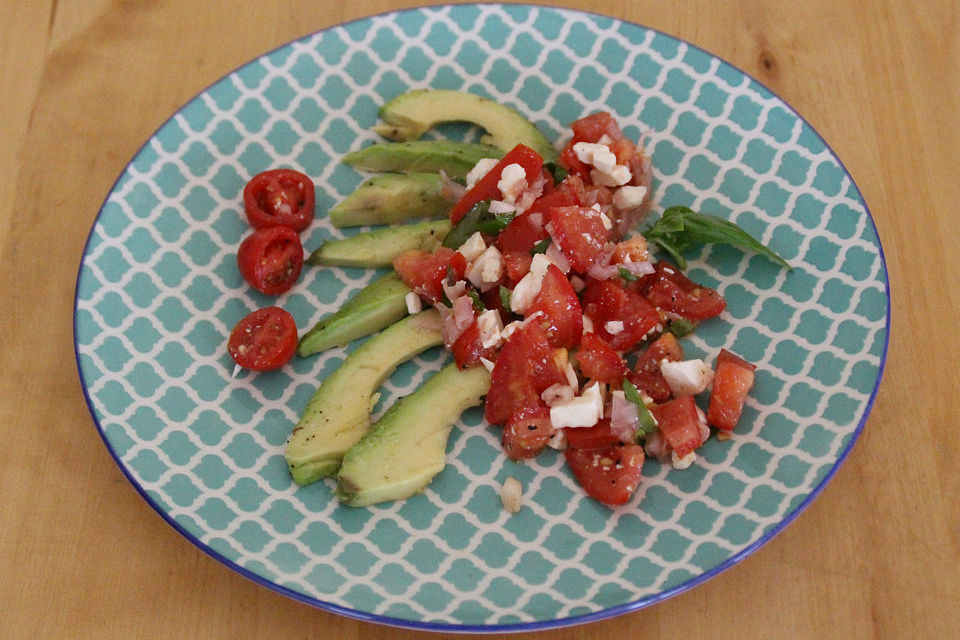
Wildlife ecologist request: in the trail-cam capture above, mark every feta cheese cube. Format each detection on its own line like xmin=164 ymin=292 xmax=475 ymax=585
xmin=476 ymin=309 xmax=504 ymax=349
xmin=497 ymin=163 xmax=527 ymax=203
xmin=405 ymin=291 xmax=423 ymax=314
xmin=457 ymin=232 xmax=486 ymax=262
xmin=466 ymin=245 xmax=504 ymax=291
xmin=661 ymin=359 xmax=715 ymax=396
xmin=613 ymin=185 xmax=648 ymax=210
xmin=550 ymin=382 xmax=604 ymax=429
xmin=671 ymin=450 xmax=697 ymax=470
xmin=509 ymin=253 xmax=554 ymax=313
xmin=604 ymin=320 xmax=624 ymax=335
xmin=590 ymin=165 xmax=632 ymax=187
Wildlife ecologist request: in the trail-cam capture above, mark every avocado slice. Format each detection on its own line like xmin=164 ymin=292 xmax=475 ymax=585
xmin=343 ymin=140 xmax=503 ymax=179
xmin=307 ymin=219 xmax=452 ymax=268
xmin=297 ymin=271 xmax=411 ymax=357
xmin=329 ymin=173 xmax=451 ymax=228
xmin=374 ymin=89 xmax=558 ymax=162
xmin=336 ymin=362 xmax=491 ymax=506
xmin=285 ymin=310 xmax=444 ymax=486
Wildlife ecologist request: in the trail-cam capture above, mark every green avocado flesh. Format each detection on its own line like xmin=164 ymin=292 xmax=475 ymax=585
xmin=342 ymin=140 xmax=503 ymax=179
xmin=296 ymin=272 xmax=411 ymax=357
xmin=329 ymin=173 xmax=451 ymax=228
xmin=374 ymin=89 xmax=557 ymax=162
xmin=306 ymin=219 xmax=452 ymax=268
xmin=336 ymin=362 xmax=491 ymax=507
xmin=285 ymin=310 xmax=444 ymax=486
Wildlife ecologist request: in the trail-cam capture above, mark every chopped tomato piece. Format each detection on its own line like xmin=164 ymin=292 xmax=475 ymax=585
xmin=502 ymin=251 xmax=533 ymax=284
xmin=629 ymin=332 xmax=684 ymax=403
xmin=576 ymin=333 xmax=628 ymax=384
xmin=449 ymin=144 xmax=544 ymax=224
xmin=564 ymin=443 xmax=645 ymax=506
xmin=547 ymin=205 xmax=611 ymax=273
xmin=564 ymin=419 xmax=620 ymax=450
xmin=644 ymin=262 xmax=726 ymax=322
xmin=451 ymin=320 xmax=496 ymax=370
xmin=485 ymin=321 xmax=567 ymax=425
xmin=227 ymin=307 xmax=297 ymax=371
xmin=237 ymin=225 xmax=303 ymax=296
xmin=707 ymin=349 xmax=757 ymax=431
xmin=581 ymin=279 xmax=659 ymax=351
xmin=392 ymin=247 xmax=456 ymax=304
xmin=526 ymin=264 xmax=583 ymax=348
xmin=650 ymin=396 xmax=705 ymax=458
xmin=502 ymin=405 xmax=554 ymax=460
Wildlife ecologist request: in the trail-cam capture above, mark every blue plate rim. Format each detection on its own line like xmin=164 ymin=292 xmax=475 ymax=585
xmin=72 ymin=2 xmax=891 ymax=633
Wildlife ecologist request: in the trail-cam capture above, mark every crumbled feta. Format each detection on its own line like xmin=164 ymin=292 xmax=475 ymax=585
xmin=466 ymin=245 xmax=504 ymax=291
xmin=405 ymin=291 xmax=423 ymax=314
xmin=500 ymin=477 xmax=524 ymax=513
xmin=488 ymin=200 xmax=516 ymax=215
xmin=457 ymin=232 xmax=486 ymax=262
xmin=582 ymin=315 xmax=595 ymax=334
xmin=600 ymin=211 xmax=613 ymax=230
xmin=466 ymin=158 xmax=499 ymax=189
xmin=613 ymin=185 xmax=648 ymax=210
xmin=590 ymin=165 xmax=632 ymax=187
xmin=509 ymin=253 xmax=553 ymax=313
xmin=476 ymin=309 xmax=504 ymax=349
xmin=550 ymin=382 xmax=604 ymax=429
xmin=671 ymin=450 xmax=697 ymax=470
xmin=661 ymin=359 xmax=715 ymax=396
xmin=497 ymin=163 xmax=527 ymax=203
xmin=604 ymin=320 xmax=624 ymax=335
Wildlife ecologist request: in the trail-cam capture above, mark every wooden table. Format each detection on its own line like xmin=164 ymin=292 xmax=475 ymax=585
xmin=2 ymin=1 xmax=957 ymax=638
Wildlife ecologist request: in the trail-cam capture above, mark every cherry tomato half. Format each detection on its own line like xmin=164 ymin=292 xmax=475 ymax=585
xmin=228 ymin=307 xmax=297 ymax=371
xmin=237 ymin=225 xmax=304 ymax=295
xmin=243 ymin=169 xmax=315 ymax=232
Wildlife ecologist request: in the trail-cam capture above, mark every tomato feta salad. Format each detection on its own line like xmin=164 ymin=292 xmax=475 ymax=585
xmin=392 ymin=112 xmax=758 ymax=506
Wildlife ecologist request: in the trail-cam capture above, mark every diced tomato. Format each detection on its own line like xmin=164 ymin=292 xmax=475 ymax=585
xmin=449 ymin=144 xmax=544 ymax=224
xmin=449 ymin=251 xmax=468 ymax=280
xmin=644 ymin=262 xmax=726 ymax=322
xmin=564 ymin=443 xmax=645 ymax=506
xmin=650 ymin=396 xmax=705 ymax=458
xmin=526 ymin=264 xmax=583 ymax=348
xmin=564 ymin=419 xmax=620 ymax=450
xmin=576 ymin=333 xmax=628 ymax=384
xmin=392 ymin=247 xmax=456 ymax=304
xmin=629 ymin=332 xmax=684 ymax=403
xmin=501 ymin=405 xmax=554 ymax=460
xmin=707 ymin=349 xmax=757 ymax=431
xmin=612 ymin=237 xmax=650 ymax=265
xmin=502 ymin=251 xmax=533 ymax=284
xmin=581 ymin=279 xmax=659 ymax=351
xmin=485 ymin=320 xmax=568 ymax=425
xmin=496 ymin=212 xmax=548 ymax=254
xmin=558 ymin=112 xmax=628 ymax=180
xmin=547 ymin=205 xmax=611 ymax=272
xmin=479 ymin=287 xmax=513 ymax=325
xmin=450 ymin=320 xmax=496 ymax=370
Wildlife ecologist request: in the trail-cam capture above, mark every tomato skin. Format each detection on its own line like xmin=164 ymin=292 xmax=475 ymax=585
xmin=450 ymin=144 xmax=544 ymax=224
xmin=502 ymin=251 xmax=533 ymax=284
xmin=576 ymin=333 xmax=628 ymax=384
xmin=707 ymin=349 xmax=756 ymax=431
xmin=450 ymin=321 xmax=496 ymax=370
xmin=526 ymin=264 xmax=583 ymax=349
xmin=237 ymin=225 xmax=304 ymax=295
xmin=485 ymin=320 xmax=567 ymax=425
xmin=564 ymin=419 xmax=620 ymax=450
xmin=581 ymin=279 xmax=660 ymax=351
xmin=392 ymin=247 xmax=457 ymax=304
xmin=650 ymin=396 xmax=705 ymax=458
xmin=547 ymin=205 xmax=611 ymax=273
xmin=243 ymin=169 xmax=315 ymax=232
xmin=628 ymin=333 xmax=684 ymax=403
xmin=564 ymin=443 xmax=645 ymax=506
xmin=502 ymin=405 xmax=554 ymax=460
xmin=227 ymin=307 xmax=298 ymax=371
xmin=644 ymin=262 xmax=726 ymax=322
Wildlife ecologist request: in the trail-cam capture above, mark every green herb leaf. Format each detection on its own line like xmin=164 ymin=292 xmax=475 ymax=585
xmin=617 ymin=266 xmax=638 ymax=282
xmin=531 ymin=238 xmax=551 ymax=254
xmin=643 ymin=206 xmax=792 ymax=270
xmin=499 ymin=285 xmax=513 ymax=311
xmin=476 ymin=212 xmax=515 ymax=235
xmin=622 ymin=380 xmax=658 ymax=439
xmin=441 ymin=200 xmax=492 ymax=249
xmin=543 ymin=162 xmax=568 ymax=184
xmin=467 ymin=289 xmax=486 ymax=313
xmin=664 ymin=318 xmax=697 ymax=338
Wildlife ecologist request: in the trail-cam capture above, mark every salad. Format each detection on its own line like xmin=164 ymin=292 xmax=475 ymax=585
xmin=227 ymin=92 xmax=788 ymax=508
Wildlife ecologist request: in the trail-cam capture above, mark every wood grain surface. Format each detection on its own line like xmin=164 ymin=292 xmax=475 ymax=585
xmin=2 ymin=1 xmax=957 ymax=638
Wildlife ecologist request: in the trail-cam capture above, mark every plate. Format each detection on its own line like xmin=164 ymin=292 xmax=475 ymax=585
xmin=74 ymin=4 xmax=889 ymax=632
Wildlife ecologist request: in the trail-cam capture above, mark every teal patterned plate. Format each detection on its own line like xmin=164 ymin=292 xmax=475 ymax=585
xmin=74 ymin=4 xmax=889 ymax=632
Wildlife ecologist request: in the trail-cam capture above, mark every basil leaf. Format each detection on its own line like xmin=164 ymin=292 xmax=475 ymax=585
xmin=467 ymin=289 xmax=486 ymax=312
xmin=643 ymin=206 xmax=792 ymax=270
xmin=531 ymin=238 xmax=551 ymax=254
xmin=476 ymin=212 xmax=515 ymax=235
xmin=623 ymin=380 xmax=658 ymax=439
xmin=498 ymin=285 xmax=513 ymax=311
xmin=441 ymin=200 xmax=492 ymax=249
xmin=617 ymin=266 xmax=638 ymax=282
xmin=543 ymin=162 xmax=568 ymax=184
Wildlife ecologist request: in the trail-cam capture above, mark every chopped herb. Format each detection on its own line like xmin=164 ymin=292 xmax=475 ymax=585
xmin=617 ymin=266 xmax=638 ymax=282
xmin=531 ymin=238 xmax=551 ymax=254
xmin=623 ymin=380 xmax=658 ymax=439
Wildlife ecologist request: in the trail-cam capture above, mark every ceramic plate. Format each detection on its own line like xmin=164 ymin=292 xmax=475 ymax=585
xmin=74 ymin=4 xmax=889 ymax=632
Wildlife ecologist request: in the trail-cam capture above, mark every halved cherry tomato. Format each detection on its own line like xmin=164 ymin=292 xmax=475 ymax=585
xmin=576 ymin=333 xmax=628 ymax=384
xmin=449 ymin=144 xmax=544 ymax=224
xmin=237 ymin=225 xmax=303 ymax=295
xmin=643 ymin=261 xmax=726 ymax=322
xmin=526 ymin=264 xmax=583 ymax=348
xmin=707 ymin=349 xmax=756 ymax=431
xmin=243 ymin=169 xmax=315 ymax=232
xmin=564 ymin=443 xmax=645 ymax=506
xmin=502 ymin=405 xmax=554 ymax=460
xmin=547 ymin=205 xmax=611 ymax=273
xmin=227 ymin=307 xmax=297 ymax=371
xmin=650 ymin=396 xmax=705 ymax=458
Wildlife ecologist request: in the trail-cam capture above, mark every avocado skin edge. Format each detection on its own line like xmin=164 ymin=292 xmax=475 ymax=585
xmin=336 ymin=362 xmax=492 ymax=507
